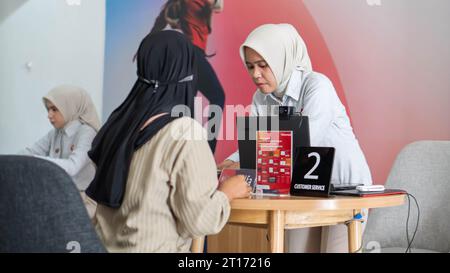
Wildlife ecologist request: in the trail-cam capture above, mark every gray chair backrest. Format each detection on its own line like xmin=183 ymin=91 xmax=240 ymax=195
xmin=363 ymin=141 xmax=450 ymax=252
xmin=0 ymin=156 xmax=105 ymax=253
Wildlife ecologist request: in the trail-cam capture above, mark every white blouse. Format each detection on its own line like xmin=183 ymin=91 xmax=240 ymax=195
xmin=227 ymin=68 xmax=372 ymax=185
xmin=20 ymin=120 xmax=96 ymax=190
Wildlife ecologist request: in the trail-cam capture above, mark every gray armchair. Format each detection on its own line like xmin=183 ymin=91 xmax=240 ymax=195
xmin=363 ymin=141 xmax=450 ymax=253
xmin=0 ymin=156 xmax=105 ymax=253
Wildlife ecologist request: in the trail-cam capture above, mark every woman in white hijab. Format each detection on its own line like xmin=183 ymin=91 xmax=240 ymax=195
xmin=219 ymin=24 xmax=373 ymax=252
xmin=20 ymin=85 xmax=100 ymax=219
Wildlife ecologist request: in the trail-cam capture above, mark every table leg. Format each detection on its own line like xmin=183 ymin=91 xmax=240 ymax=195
xmin=191 ymin=237 xmax=205 ymax=253
xmin=269 ymin=210 xmax=285 ymax=253
xmin=346 ymin=218 xmax=362 ymax=253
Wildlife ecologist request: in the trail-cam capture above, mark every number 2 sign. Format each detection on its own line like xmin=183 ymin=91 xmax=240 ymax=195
xmin=290 ymin=147 xmax=335 ymax=197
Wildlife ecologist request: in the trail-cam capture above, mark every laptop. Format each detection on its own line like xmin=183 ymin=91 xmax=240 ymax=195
xmin=237 ymin=115 xmax=310 ymax=169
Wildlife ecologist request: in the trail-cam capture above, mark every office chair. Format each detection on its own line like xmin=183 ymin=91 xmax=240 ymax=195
xmin=363 ymin=141 xmax=450 ymax=253
xmin=0 ymin=156 xmax=105 ymax=253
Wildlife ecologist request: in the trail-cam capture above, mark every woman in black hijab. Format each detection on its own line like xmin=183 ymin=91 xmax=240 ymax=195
xmin=87 ymin=30 xmax=198 ymax=208
xmin=87 ymin=30 xmax=251 ymax=253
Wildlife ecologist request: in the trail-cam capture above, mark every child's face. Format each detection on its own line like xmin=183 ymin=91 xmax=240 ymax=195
xmin=45 ymin=100 xmax=65 ymax=129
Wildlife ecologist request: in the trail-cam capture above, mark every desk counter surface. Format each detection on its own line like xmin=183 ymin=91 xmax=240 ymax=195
xmin=208 ymin=194 xmax=406 ymax=253
xmin=230 ymin=194 xmax=406 ymax=211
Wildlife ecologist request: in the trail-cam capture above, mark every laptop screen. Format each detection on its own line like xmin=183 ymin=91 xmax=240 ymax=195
xmin=237 ymin=115 xmax=310 ymax=169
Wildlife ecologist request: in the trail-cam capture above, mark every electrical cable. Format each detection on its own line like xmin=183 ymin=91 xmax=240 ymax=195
xmin=357 ymin=192 xmax=419 ymax=253
xmin=405 ymin=193 xmax=420 ymax=253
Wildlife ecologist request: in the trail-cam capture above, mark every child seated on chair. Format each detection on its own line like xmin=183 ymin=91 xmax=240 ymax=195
xmin=20 ymin=85 xmax=100 ymax=219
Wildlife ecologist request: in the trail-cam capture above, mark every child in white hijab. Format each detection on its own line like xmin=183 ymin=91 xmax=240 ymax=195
xmin=20 ymin=85 xmax=100 ymax=219
xmin=219 ymin=24 xmax=373 ymax=252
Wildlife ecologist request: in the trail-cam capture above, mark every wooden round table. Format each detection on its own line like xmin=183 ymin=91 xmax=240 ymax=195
xmin=221 ymin=194 xmax=406 ymax=253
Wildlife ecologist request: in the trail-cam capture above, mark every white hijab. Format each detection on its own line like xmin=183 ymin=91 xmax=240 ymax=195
xmin=43 ymin=85 xmax=101 ymax=131
xmin=240 ymin=24 xmax=312 ymax=97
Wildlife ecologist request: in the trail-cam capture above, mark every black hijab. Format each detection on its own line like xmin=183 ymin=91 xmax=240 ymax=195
xmin=86 ymin=31 xmax=197 ymax=208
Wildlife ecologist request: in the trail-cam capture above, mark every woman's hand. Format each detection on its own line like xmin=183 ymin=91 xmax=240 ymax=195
xmin=217 ymin=160 xmax=240 ymax=170
xmin=218 ymin=175 xmax=252 ymax=201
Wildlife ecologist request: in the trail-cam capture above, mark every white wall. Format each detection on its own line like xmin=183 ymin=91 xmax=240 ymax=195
xmin=0 ymin=0 xmax=105 ymax=154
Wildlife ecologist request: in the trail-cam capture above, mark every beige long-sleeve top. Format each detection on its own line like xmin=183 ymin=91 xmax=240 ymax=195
xmin=94 ymin=117 xmax=230 ymax=253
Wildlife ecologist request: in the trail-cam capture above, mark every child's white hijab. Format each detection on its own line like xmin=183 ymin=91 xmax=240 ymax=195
xmin=240 ymin=24 xmax=313 ymax=97
xmin=43 ymin=85 xmax=101 ymax=131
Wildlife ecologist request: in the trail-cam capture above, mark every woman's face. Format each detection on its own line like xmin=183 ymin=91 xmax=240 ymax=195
xmin=45 ymin=100 xmax=65 ymax=129
xmin=244 ymin=47 xmax=277 ymax=94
